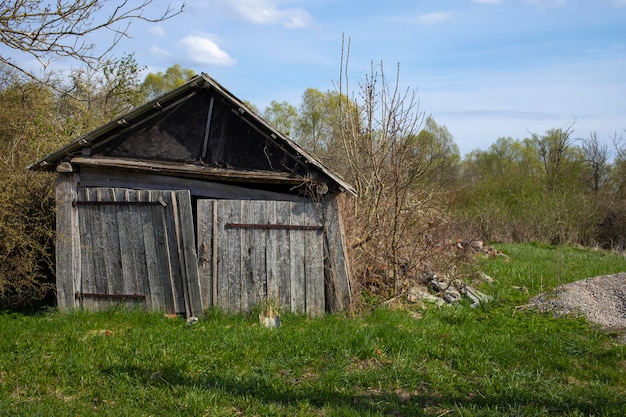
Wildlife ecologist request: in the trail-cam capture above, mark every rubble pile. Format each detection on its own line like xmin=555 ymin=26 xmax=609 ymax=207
xmin=360 ymin=239 xmax=502 ymax=309
xmin=405 ymin=269 xmax=494 ymax=309
xmin=408 ymin=239 xmax=498 ymax=308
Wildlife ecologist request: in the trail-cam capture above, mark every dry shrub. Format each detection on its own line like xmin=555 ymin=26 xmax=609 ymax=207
xmin=595 ymin=199 xmax=626 ymax=250
xmin=327 ymin=52 xmax=464 ymax=305
xmin=0 ymin=171 xmax=56 ymax=310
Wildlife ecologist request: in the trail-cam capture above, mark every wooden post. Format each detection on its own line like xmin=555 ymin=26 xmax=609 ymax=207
xmin=55 ymin=173 xmax=80 ymax=311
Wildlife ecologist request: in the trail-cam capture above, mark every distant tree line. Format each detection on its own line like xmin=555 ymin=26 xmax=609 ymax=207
xmin=454 ymin=126 xmax=626 ymax=249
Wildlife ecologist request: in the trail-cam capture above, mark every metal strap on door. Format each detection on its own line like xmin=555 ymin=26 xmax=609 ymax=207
xmin=225 ymin=223 xmax=323 ymax=231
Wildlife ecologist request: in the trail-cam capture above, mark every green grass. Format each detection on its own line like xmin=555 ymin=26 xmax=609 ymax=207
xmin=481 ymin=242 xmax=626 ymax=306
xmin=1 ymin=243 xmax=626 ymax=416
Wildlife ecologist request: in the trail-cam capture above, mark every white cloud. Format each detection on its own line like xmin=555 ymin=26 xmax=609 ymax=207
xmin=417 ymin=11 xmax=454 ymax=25
xmin=147 ymin=26 xmax=166 ymax=37
xmin=149 ymin=45 xmax=171 ymax=59
xmin=228 ymin=0 xmax=313 ymax=28
xmin=609 ymin=0 xmax=626 ymax=6
xmin=180 ymin=35 xmax=235 ymax=66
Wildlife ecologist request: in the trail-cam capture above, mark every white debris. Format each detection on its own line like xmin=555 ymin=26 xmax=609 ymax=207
xmin=407 ymin=286 xmax=446 ymax=307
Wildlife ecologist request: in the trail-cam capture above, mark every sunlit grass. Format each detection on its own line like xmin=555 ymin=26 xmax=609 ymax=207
xmin=1 ymin=244 xmax=625 ymax=416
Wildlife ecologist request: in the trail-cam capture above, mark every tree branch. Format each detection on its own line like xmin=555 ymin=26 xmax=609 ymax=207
xmin=0 ymin=0 xmax=184 ymax=85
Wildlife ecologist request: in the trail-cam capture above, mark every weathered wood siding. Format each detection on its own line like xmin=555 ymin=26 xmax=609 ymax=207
xmin=73 ymin=187 xmax=203 ymax=317
xmin=322 ymin=195 xmax=352 ymax=313
xmin=197 ymin=199 xmax=326 ymax=315
xmin=55 ymin=174 xmax=80 ymax=311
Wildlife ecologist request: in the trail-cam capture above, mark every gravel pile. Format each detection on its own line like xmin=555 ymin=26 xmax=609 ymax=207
xmin=528 ymin=272 xmax=626 ymax=332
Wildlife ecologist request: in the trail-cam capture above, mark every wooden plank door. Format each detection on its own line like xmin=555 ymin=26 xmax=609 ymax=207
xmin=75 ymin=187 xmax=203 ymax=317
xmin=197 ymin=200 xmax=325 ymax=315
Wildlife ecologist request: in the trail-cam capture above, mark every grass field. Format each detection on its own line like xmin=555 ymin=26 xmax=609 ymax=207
xmin=1 ymin=243 xmax=626 ymax=416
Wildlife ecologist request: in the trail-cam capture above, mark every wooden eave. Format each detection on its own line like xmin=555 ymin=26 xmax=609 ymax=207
xmin=69 ymin=157 xmax=314 ymax=186
xmin=27 ymin=73 xmax=356 ymax=196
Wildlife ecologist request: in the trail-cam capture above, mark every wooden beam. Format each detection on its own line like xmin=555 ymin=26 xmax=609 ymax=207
xmin=78 ymin=166 xmax=310 ymax=202
xmin=70 ymin=156 xmax=312 ymax=186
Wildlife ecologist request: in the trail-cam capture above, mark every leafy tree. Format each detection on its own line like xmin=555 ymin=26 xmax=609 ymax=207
xmin=294 ymin=88 xmax=330 ymax=154
xmin=141 ymin=64 xmax=196 ymax=101
xmin=457 ymin=137 xmax=550 ymax=241
xmin=60 ymin=54 xmax=145 ymax=133
xmin=263 ymin=100 xmax=298 ymax=136
xmin=412 ymin=117 xmax=460 ymax=186
xmin=0 ymin=0 xmax=184 ymax=90
xmin=531 ymin=124 xmax=578 ymax=189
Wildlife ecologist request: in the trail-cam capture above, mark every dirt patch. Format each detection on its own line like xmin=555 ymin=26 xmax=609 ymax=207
xmin=527 ymin=272 xmax=626 ymax=334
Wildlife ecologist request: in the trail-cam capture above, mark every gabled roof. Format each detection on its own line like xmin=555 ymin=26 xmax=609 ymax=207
xmin=28 ymin=73 xmax=356 ymax=196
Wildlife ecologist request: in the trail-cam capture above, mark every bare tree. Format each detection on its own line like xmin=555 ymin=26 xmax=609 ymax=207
xmin=613 ymin=128 xmax=626 ymax=161
xmin=612 ymin=128 xmax=626 ymax=199
xmin=581 ymin=131 xmax=609 ymax=193
xmin=0 ymin=1 xmax=184 ymax=85
xmin=333 ymin=37 xmax=457 ymax=297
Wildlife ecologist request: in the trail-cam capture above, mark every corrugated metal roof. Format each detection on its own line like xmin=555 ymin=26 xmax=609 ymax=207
xmin=28 ymin=73 xmax=356 ymax=196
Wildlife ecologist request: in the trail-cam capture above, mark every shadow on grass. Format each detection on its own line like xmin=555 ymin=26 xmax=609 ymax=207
xmin=102 ymin=364 xmax=626 ymax=416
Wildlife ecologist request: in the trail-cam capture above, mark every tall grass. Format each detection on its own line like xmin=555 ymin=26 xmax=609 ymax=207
xmin=1 ymin=244 xmax=625 ymax=416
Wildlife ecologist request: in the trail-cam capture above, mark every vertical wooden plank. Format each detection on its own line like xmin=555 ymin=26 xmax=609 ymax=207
xmin=170 ymin=191 xmax=191 ymax=318
xmin=304 ymin=202 xmax=325 ymax=316
xmin=89 ymin=188 xmax=109 ymax=309
xmin=197 ymin=199 xmax=214 ymax=309
xmin=150 ymin=191 xmax=182 ymax=313
xmin=275 ymin=201 xmax=291 ymax=311
xmin=265 ymin=201 xmax=279 ymax=304
xmin=289 ymin=202 xmax=306 ymax=313
xmin=224 ymin=200 xmax=242 ymax=312
xmin=138 ymin=190 xmax=163 ymax=311
xmin=212 ymin=201 xmax=218 ymax=309
xmin=241 ymin=200 xmax=268 ymax=311
xmin=215 ymin=200 xmax=229 ymax=311
xmin=77 ymin=187 xmax=97 ymax=310
xmin=101 ymin=188 xmax=124 ymax=307
xmin=239 ymin=200 xmax=254 ymax=312
xmin=55 ymin=173 xmax=80 ymax=311
xmin=253 ymin=201 xmax=268 ymax=307
xmin=322 ymin=195 xmax=352 ymax=312
xmin=174 ymin=190 xmax=203 ymax=318
xmin=87 ymin=187 xmax=107 ymax=310
xmin=155 ymin=190 xmax=185 ymax=314
xmin=114 ymin=189 xmax=139 ymax=308
xmin=137 ymin=190 xmax=153 ymax=308
xmin=126 ymin=189 xmax=149 ymax=309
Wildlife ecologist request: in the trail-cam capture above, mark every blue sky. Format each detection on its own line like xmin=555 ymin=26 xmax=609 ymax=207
xmin=10 ymin=0 xmax=626 ymax=155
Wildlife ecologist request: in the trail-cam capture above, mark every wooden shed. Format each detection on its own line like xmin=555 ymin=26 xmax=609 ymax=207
xmin=29 ymin=73 xmax=354 ymax=318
